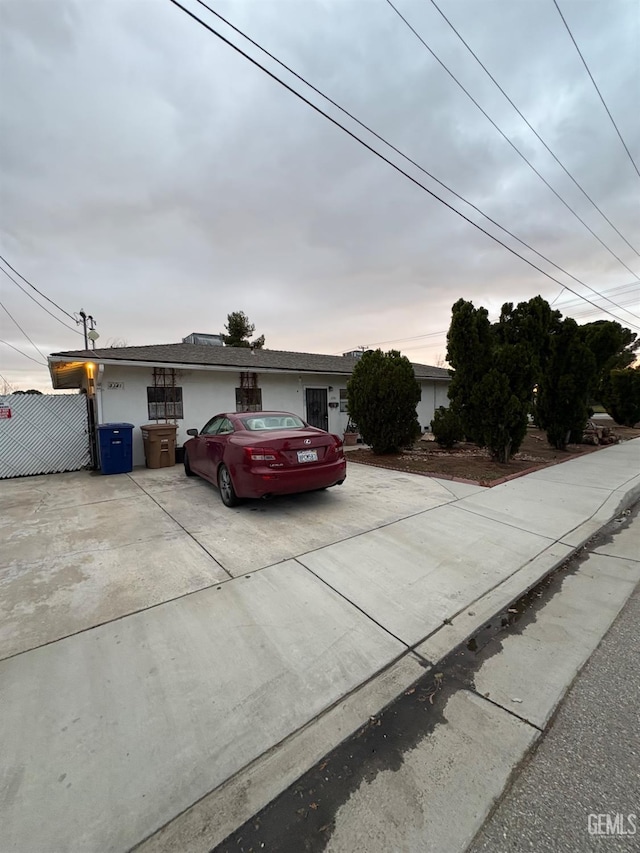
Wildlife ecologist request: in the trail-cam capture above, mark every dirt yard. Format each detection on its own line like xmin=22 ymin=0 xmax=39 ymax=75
xmin=347 ymin=419 xmax=640 ymax=486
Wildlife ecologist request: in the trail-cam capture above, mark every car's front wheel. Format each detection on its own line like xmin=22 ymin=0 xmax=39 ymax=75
xmin=184 ymin=450 xmax=195 ymax=477
xmin=218 ymin=464 xmax=240 ymax=507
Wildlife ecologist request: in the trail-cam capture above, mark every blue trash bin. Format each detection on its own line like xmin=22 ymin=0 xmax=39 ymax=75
xmin=98 ymin=423 xmax=134 ymax=474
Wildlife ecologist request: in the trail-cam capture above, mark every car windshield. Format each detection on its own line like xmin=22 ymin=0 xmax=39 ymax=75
xmin=241 ymin=415 xmax=305 ymax=431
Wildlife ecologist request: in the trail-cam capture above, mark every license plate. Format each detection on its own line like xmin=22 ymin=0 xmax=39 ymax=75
xmin=297 ymin=449 xmax=318 ymax=463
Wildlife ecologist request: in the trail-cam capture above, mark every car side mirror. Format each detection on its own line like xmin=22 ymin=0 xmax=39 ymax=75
xmin=186 ymin=428 xmax=199 ymax=437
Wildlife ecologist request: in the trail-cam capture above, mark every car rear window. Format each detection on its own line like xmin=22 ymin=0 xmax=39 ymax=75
xmin=241 ymin=415 xmax=305 ymax=431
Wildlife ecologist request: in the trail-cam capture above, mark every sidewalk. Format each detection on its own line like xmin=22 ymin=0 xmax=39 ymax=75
xmin=216 ymin=508 xmax=640 ymax=853
xmin=469 ymin=574 xmax=640 ymax=853
xmin=1 ymin=440 xmax=639 ymax=852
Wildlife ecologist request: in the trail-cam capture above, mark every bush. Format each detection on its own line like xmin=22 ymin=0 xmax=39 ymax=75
xmin=472 ymin=369 xmax=528 ymax=463
xmin=536 ymin=318 xmax=596 ymax=450
xmin=603 ymin=367 xmax=640 ymax=426
xmin=446 ymin=299 xmax=534 ymax=461
xmin=431 ymin=406 xmax=463 ymax=448
xmin=346 ymin=349 xmax=421 ymax=454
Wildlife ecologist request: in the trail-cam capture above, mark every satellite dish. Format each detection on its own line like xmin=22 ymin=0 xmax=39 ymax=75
xmin=87 ymin=330 xmax=100 ymax=342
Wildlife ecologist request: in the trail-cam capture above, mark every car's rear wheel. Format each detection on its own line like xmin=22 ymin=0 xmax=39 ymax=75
xmin=218 ymin=464 xmax=240 ymax=507
xmin=184 ymin=450 xmax=195 ymax=477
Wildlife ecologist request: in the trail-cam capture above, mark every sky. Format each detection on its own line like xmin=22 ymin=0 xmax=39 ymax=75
xmin=1 ymin=0 xmax=639 ymax=392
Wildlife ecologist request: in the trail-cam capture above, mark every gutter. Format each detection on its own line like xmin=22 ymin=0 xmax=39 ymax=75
xmin=95 ymin=363 xmax=104 ymax=425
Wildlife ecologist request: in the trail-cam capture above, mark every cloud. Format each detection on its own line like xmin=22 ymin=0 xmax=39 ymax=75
xmin=0 ymin=0 xmax=638 ymax=390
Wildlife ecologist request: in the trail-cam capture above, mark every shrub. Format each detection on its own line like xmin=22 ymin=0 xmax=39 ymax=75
xmin=471 ymin=369 xmax=528 ymax=463
xmin=346 ymin=349 xmax=421 ymax=454
xmin=602 ymin=367 xmax=640 ymax=427
xmin=536 ymin=318 xmax=596 ymax=449
xmin=431 ymin=406 xmax=463 ymax=448
xmin=446 ymin=299 xmax=534 ymax=462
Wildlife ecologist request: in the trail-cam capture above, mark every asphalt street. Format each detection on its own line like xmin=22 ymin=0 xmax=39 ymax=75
xmin=469 ymin=557 xmax=640 ymax=853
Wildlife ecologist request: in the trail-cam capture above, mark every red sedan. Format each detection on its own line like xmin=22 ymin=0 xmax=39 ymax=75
xmin=184 ymin=411 xmax=347 ymax=506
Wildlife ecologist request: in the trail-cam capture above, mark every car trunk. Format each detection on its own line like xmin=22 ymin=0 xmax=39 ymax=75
xmin=247 ymin=429 xmax=335 ymax=467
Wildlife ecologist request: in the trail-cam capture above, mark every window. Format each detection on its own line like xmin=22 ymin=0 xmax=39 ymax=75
xmin=147 ymin=386 xmax=183 ymax=419
xmin=201 ymin=416 xmax=224 ymax=435
xmin=200 ymin=416 xmax=234 ymax=435
xmin=236 ymin=387 xmax=262 ymax=412
xmin=339 ymin=389 xmax=349 ymax=413
xmin=236 ymin=372 xmax=262 ymax=412
xmin=240 ymin=415 xmax=304 ymax=431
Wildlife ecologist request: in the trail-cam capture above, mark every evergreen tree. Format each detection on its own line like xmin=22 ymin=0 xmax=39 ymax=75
xmin=346 ymin=349 xmax=421 ymax=454
xmin=536 ymin=318 xmax=597 ymax=449
xmin=579 ymin=320 xmax=638 ymax=410
xmin=446 ymin=299 xmax=493 ymax=444
xmin=602 ymin=367 xmax=640 ymax=427
xmin=496 ymin=296 xmax=562 ymax=394
xmin=431 ymin=405 xmax=463 ymax=448
xmin=221 ymin=311 xmax=265 ymax=348
xmin=446 ymin=299 xmax=533 ymax=462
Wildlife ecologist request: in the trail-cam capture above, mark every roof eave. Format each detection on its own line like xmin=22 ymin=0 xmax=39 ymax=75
xmin=47 ymin=354 xmax=451 ymax=381
xmin=47 ymin=355 xmax=357 ymax=377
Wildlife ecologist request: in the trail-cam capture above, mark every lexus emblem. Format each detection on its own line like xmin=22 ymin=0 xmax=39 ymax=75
xmin=304 ymin=439 xmax=312 ymax=445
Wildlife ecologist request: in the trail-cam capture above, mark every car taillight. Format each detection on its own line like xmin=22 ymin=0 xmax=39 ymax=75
xmin=330 ymin=435 xmax=344 ymax=456
xmin=244 ymin=447 xmax=278 ymax=462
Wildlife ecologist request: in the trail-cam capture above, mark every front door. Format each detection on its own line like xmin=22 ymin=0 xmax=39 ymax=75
xmin=306 ymin=388 xmax=329 ymax=432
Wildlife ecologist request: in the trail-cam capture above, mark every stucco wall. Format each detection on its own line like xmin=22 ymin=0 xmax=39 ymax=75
xmin=98 ymin=366 xmax=355 ymax=466
xmin=97 ymin=364 xmax=450 ymax=465
xmin=416 ymin=380 xmax=450 ymax=432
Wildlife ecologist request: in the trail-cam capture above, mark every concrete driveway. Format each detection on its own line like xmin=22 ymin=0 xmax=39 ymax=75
xmin=1 ymin=442 xmax=638 ymax=853
xmin=0 ymin=462 xmax=480 ymax=661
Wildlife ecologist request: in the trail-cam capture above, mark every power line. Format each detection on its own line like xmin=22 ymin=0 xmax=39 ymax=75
xmin=342 ymin=280 xmax=639 ymax=351
xmin=340 ymin=291 xmax=639 ymax=355
xmin=0 ymin=338 xmax=47 ymax=366
xmin=0 ymin=254 xmax=78 ymax=321
xmin=0 ymin=300 xmax=48 ymax=362
xmin=586 ymin=281 xmax=640 ymax=297
xmin=0 ymin=372 xmax=16 ymax=393
xmin=552 ymin=279 xmax=639 ymax=308
xmin=189 ymin=1 xmax=640 ymax=324
xmin=428 ymin=0 xmax=640 ymax=257
xmin=368 ymin=330 xmax=447 ymax=346
xmin=0 ymin=265 xmax=83 ymax=336
xmin=336 ymin=330 xmax=448 ymax=353
xmin=174 ymin=0 xmax=640 ymax=331
xmin=563 ymin=294 xmax=640 ymax=315
xmin=399 ymin=341 xmax=448 ymax=354
xmin=559 ymin=291 xmax=640 ymax=313
xmin=383 ymin=0 xmax=639 ymax=280
xmin=552 ymin=0 xmax=640 ymax=179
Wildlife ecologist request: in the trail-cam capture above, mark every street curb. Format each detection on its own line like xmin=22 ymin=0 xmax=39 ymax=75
xmin=133 ymin=479 xmax=640 ymax=853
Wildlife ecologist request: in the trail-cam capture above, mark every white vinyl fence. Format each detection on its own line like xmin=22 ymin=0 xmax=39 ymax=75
xmin=0 ymin=394 xmax=91 ymax=479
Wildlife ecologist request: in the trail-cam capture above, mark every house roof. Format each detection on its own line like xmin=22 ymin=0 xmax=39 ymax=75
xmin=49 ymin=343 xmax=451 ymax=381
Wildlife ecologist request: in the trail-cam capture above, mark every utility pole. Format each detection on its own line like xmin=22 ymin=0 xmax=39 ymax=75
xmin=78 ymin=310 xmax=98 ymax=350
xmin=79 ymin=310 xmax=89 ymax=349
xmin=88 ymin=315 xmax=97 ymax=350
